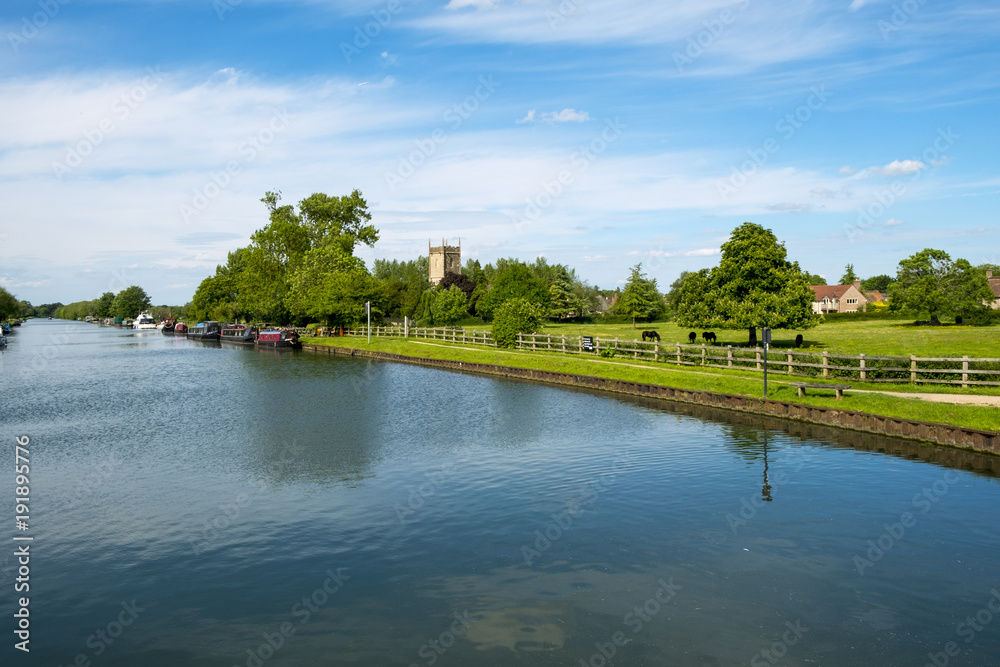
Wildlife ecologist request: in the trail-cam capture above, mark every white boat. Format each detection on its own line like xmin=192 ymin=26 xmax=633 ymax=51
xmin=133 ymin=311 xmax=157 ymax=330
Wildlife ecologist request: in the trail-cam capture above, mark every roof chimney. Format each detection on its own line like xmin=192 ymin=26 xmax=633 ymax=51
xmin=852 ymin=279 xmax=861 ymax=290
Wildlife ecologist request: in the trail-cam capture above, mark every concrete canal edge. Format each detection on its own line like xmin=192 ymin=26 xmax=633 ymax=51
xmin=301 ymin=344 xmax=1000 ymax=456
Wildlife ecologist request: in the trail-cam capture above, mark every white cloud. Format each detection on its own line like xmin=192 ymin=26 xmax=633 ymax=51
xmin=848 ymin=0 xmax=878 ymax=11
xmin=543 ymin=108 xmax=590 ymax=123
xmin=517 ymin=108 xmax=590 ymax=124
xmin=861 ymin=159 xmax=926 ymax=177
xmin=516 ymin=110 xmax=536 ymax=124
xmin=884 ymin=218 xmax=904 ymax=226
xmin=684 ymin=248 xmax=720 ymax=257
xmin=839 ymin=166 xmax=855 ymax=175
xmin=582 ymin=255 xmax=608 ymax=262
xmin=446 ymin=0 xmax=500 ymax=9
xmin=880 ymin=159 xmax=925 ymax=176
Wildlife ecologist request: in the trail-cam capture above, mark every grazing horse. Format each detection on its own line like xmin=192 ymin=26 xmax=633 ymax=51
xmin=702 ymin=331 xmax=717 ymax=344
xmin=795 ymin=334 xmax=804 ymax=348
xmin=641 ymin=330 xmax=660 ymax=342
xmin=688 ymin=331 xmax=697 ymax=344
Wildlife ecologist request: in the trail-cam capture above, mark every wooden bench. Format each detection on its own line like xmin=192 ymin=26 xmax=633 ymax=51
xmin=789 ymin=382 xmax=850 ymax=400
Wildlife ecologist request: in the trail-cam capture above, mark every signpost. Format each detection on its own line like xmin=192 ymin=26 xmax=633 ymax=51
xmin=582 ymin=336 xmax=595 ymax=352
xmin=762 ymin=327 xmax=772 ymax=397
xmin=365 ymin=301 xmax=371 ymax=344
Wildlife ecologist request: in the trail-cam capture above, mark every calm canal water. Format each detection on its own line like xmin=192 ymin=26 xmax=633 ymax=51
xmin=2 ymin=319 xmax=999 ymax=666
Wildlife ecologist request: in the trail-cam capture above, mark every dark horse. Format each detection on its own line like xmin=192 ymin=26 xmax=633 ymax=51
xmin=688 ymin=331 xmax=697 ymax=343
xmin=642 ymin=330 xmax=660 ymax=342
xmin=702 ymin=331 xmax=717 ymax=344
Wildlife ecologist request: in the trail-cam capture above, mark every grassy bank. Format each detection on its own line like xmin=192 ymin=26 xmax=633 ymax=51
xmin=310 ymin=335 xmax=1000 ymax=433
xmin=535 ymin=319 xmax=1000 ymax=358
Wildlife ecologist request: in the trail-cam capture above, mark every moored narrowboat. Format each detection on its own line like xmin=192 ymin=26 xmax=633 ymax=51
xmin=174 ymin=322 xmax=188 ymax=335
xmin=160 ymin=318 xmax=177 ymax=334
xmin=186 ymin=321 xmax=222 ymax=340
xmin=220 ymin=324 xmax=257 ymax=345
xmin=256 ymin=329 xmax=301 ymax=348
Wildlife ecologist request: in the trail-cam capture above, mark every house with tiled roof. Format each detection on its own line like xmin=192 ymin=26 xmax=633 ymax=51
xmin=988 ymin=270 xmax=1000 ymax=309
xmin=863 ymin=290 xmax=887 ymax=304
xmin=809 ymin=280 xmax=868 ymax=314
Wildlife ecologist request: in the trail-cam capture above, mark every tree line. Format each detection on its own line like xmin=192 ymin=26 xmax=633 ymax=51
xmin=669 ymin=222 xmax=997 ymax=343
xmin=185 ymin=189 xmax=663 ymax=335
xmin=8 ymin=194 xmax=995 ymax=340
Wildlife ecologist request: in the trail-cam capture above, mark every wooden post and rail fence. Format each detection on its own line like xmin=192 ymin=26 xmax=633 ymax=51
xmin=324 ymin=326 xmax=1000 ymax=388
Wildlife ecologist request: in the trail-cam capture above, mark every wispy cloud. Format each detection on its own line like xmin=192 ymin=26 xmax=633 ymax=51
xmin=517 ymin=108 xmax=591 ymax=124
xmin=860 ymin=159 xmax=926 ymax=177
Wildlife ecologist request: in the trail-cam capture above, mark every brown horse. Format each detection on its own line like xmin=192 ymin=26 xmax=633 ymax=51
xmin=642 ymin=330 xmax=660 ymax=342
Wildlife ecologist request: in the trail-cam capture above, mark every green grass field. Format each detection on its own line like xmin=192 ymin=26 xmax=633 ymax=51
xmin=310 ymin=335 xmax=1000 ymax=433
xmin=519 ymin=319 xmax=1000 ymax=358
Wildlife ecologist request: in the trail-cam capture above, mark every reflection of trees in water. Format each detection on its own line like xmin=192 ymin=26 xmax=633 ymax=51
xmin=237 ymin=349 xmax=1000 ymax=487
xmin=607 ymin=392 xmax=1000 ymax=481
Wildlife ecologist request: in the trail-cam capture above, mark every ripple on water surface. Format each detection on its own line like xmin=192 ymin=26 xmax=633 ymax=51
xmin=2 ymin=320 xmax=999 ymax=666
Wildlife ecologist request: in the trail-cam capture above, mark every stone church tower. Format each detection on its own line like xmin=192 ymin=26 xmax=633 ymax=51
xmin=428 ymin=238 xmax=461 ymax=285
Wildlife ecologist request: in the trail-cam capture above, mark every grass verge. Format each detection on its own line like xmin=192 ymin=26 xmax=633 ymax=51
xmin=309 ymin=336 xmax=1000 ymax=433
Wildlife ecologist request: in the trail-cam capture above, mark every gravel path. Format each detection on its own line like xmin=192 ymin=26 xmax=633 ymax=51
xmin=851 ymin=389 xmax=1000 ymax=407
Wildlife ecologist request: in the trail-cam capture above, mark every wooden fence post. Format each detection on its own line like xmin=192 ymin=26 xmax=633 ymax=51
xmin=756 ymin=349 xmax=762 ymax=371
xmin=676 ymin=344 xmax=681 ymax=363
xmin=701 ymin=344 xmax=706 ymax=366
xmin=787 ymin=351 xmax=793 ymax=375
xmin=562 ymin=335 xmax=566 ymax=353
xmin=963 ymin=356 xmax=969 ymax=388
xmin=822 ymin=352 xmax=829 ymax=378
xmin=859 ymin=353 xmax=866 ymax=381
xmin=727 ymin=346 xmax=733 ymax=368
xmin=910 ymin=355 xmax=917 ymax=383
xmin=654 ymin=342 xmax=659 ymax=362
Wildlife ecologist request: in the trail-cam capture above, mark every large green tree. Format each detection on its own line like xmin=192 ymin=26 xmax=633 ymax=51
xmin=861 ymin=274 xmax=894 ymax=293
xmin=840 ymin=264 xmax=858 ymax=284
xmin=280 ymin=190 xmax=380 ymax=325
xmin=112 ymin=285 xmax=151 ymax=319
xmin=93 ymin=292 xmax=116 ymax=318
xmin=613 ymin=263 xmax=664 ymax=327
xmin=548 ymin=265 xmax=583 ymax=319
xmin=0 ymin=286 xmax=19 ymax=321
xmin=188 ymin=249 xmax=247 ymax=322
xmin=888 ymin=248 xmax=992 ymax=324
xmin=492 ymin=298 xmax=546 ymax=348
xmin=376 ymin=257 xmax=430 ymax=319
xmin=674 ymin=222 xmax=818 ymax=343
xmin=803 ymin=272 xmax=826 ymax=286
xmin=430 ymin=285 xmax=469 ymax=325
xmin=476 ymin=261 xmax=549 ymax=320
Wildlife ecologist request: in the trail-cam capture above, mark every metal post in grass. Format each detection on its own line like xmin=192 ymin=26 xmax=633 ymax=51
xmin=762 ymin=327 xmax=772 ymax=397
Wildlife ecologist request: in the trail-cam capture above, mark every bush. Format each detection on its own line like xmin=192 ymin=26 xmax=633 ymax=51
xmin=964 ymin=309 xmax=1000 ymax=326
xmin=492 ymin=298 xmax=546 ymax=348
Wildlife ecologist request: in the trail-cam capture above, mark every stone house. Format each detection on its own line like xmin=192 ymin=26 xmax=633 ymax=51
xmin=809 ymin=280 xmax=869 ymax=314
xmin=987 ymin=270 xmax=1000 ymax=309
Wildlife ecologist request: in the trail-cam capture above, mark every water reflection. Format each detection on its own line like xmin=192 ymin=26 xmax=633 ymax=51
xmin=2 ymin=321 xmax=999 ymax=667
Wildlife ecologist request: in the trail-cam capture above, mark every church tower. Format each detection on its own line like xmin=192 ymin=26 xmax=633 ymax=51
xmin=428 ymin=238 xmax=461 ymax=285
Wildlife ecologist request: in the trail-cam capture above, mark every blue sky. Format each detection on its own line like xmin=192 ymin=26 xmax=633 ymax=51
xmin=1 ymin=0 xmax=998 ymax=306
